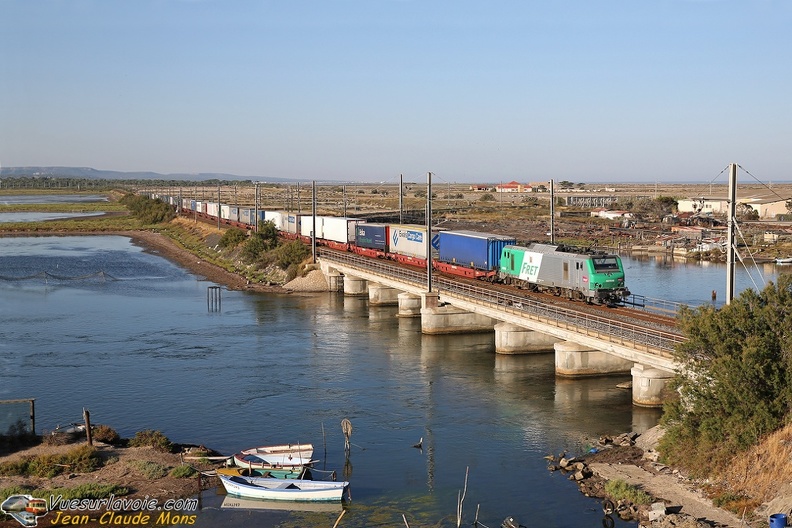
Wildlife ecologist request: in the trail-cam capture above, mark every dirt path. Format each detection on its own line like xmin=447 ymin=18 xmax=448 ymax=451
xmin=589 ymin=462 xmax=748 ymax=527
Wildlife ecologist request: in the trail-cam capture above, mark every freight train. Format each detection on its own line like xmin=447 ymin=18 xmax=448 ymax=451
xmin=146 ymin=193 xmax=629 ymax=305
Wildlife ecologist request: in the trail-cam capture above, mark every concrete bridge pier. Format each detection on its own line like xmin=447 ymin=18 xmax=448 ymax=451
xmin=368 ymin=283 xmax=400 ymax=306
xmin=325 ymin=270 xmax=343 ymax=292
xmin=318 ymin=261 xmax=343 ymax=292
xmin=631 ymin=363 xmax=674 ymax=408
xmin=554 ymin=341 xmax=634 ymax=377
xmin=397 ymin=293 xmax=422 ymax=318
xmin=343 ymin=274 xmax=368 ymax=297
xmin=495 ymin=323 xmax=558 ymax=355
xmin=421 ymin=292 xmax=497 ymax=335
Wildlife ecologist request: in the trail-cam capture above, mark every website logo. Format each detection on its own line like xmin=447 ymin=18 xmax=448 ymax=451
xmin=1 ymin=494 xmax=48 ymax=527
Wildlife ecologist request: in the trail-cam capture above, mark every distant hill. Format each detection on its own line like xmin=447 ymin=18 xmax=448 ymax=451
xmin=0 ymin=166 xmax=299 ymax=183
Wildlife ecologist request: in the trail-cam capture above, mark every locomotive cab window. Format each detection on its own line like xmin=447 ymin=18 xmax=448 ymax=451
xmin=592 ymin=257 xmax=620 ymax=271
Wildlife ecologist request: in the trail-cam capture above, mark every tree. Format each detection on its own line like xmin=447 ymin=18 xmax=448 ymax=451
xmin=219 ymin=227 xmax=247 ymax=249
xmin=630 ymin=196 xmax=677 ymax=219
xmin=257 ymin=220 xmax=279 ymax=250
xmin=659 ymin=274 xmax=792 ymax=473
xmin=119 ymin=193 xmax=175 ymax=224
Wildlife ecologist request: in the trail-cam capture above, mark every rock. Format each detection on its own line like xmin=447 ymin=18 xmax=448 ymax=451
xmin=648 ymin=513 xmax=711 ymax=528
xmin=283 ymin=269 xmax=329 ymax=292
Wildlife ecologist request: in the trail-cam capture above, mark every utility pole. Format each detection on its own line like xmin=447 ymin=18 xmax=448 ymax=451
xmin=254 ymin=183 xmax=259 ymax=232
xmin=726 ymin=163 xmax=737 ymax=305
xmin=217 ymin=182 xmax=221 ymax=230
xmin=312 ymin=181 xmax=317 ymax=264
xmin=426 ymin=172 xmax=432 ymax=293
xmin=399 ymin=174 xmax=403 ymax=225
xmin=550 ymin=179 xmax=555 ymax=244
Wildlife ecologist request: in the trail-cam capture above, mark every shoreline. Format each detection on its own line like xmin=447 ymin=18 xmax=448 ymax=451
xmin=0 ymin=229 xmax=287 ymax=295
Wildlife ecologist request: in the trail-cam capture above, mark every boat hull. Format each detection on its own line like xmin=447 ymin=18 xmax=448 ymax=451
xmin=217 ymin=474 xmax=348 ymax=502
xmin=232 ymin=453 xmax=314 ymax=469
xmin=216 ymin=466 xmax=307 ymax=480
xmin=232 ymin=443 xmax=315 ymax=468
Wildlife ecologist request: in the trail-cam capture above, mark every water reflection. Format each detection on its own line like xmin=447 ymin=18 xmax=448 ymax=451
xmin=622 ymin=252 xmax=784 ymax=307
xmin=0 ymin=212 xmax=105 ymax=223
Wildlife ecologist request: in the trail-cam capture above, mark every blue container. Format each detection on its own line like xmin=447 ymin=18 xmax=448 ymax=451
xmin=770 ymin=513 xmax=787 ymax=528
xmin=437 ymin=230 xmax=516 ymax=271
xmin=355 ymin=223 xmax=388 ymax=250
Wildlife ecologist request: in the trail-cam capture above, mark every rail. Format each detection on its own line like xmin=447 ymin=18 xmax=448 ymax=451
xmin=319 ymin=250 xmax=686 ymax=356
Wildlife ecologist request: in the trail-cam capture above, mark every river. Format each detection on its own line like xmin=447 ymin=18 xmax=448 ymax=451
xmin=0 ymin=230 xmax=786 ymax=528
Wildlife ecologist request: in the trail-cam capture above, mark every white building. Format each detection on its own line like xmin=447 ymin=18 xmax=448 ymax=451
xmin=678 ymin=194 xmax=790 ymax=219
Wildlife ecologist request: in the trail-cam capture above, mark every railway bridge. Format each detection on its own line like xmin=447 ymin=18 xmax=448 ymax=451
xmin=317 ymin=249 xmax=687 ymax=408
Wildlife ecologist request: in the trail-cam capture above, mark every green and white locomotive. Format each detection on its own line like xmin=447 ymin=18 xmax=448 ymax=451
xmin=498 ymin=243 xmax=630 ymax=305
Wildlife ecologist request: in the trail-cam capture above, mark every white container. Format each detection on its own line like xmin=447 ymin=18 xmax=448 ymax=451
xmin=322 ymin=217 xmax=363 ymax=243
xmin=300 ymin=215 xmax=322 ymax=238
xmin=264 ymin=211 xmax=286 ymax=231
xmin=388 ymin=224 xmax=428 ymax=259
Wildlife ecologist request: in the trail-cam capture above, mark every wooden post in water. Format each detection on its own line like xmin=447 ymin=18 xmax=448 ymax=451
xmin=207 ymin=286 xmax=221 ymax=312
xmin=83 ymin=408 xmax=93 ymax=446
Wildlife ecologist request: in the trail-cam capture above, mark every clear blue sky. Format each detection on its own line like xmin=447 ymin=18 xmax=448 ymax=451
xmin=1 ymin=1 xmax=790 ymax=184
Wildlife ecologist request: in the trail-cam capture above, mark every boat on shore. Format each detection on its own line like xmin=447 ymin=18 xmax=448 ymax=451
xmin=234 ymin=444 xmax=313 ymax=467
xmin=216 ymin=466 xmax=309 ymax=480
xmin=231 ymin=452 xmax=315 ymax=470
xmin=231 ymin=443 xmax=315 ymax=469
xmin=220 ymin=495 xmax=343 ymax=513
xmin=217 ymin=474 xmax=349 ymax=502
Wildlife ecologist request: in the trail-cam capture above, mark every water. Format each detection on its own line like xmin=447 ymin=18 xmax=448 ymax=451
xmin=0 ymin=230 xmax=785 ymax=527
xmin=621 ymin=252 xmax=784 ymax=307
xmin=0 ymin=193 xmax=109 ymax=222
xmin=0 ymin=194 xmax=108 ymax=205
xmin=0 ymin=212 xmax=105 ymax=223
xmin=1 ymin=235 xmax=656 ymax=528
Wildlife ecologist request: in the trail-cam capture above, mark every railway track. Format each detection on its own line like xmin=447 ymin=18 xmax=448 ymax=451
xmin=319 ymin=248 xmax=687 ymax=356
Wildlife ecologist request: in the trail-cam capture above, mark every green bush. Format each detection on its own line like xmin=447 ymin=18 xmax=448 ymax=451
xmin=92 ymin=424 xmax=120 ymax=444
xmin=219 ymin=227 xmax=248 ymax=249
xmin=130 ymin=460 xmax=169 ymax=479
xmin=604 ymin=479 xmax=652 ymax=505
xmin=128 ymin=430 xmax=174 ymax=453
xmin=242 ymin=233 xmax=268 ymax=262
xmin=0 ymin=459 xmax=31 ymax=477
xmin=0 ymin=445 xmax=102 ymax=478
xmin=169 ymin=464 xmax=197 ymax=478
xmin=0 ymin=484 xmax=34 ymax=501
xmin=273 ymin=240 xmax=310 ymax=270
xmin=119 ymin=194 xmax=176 ymax=224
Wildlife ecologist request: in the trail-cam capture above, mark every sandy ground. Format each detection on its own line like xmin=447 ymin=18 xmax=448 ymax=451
xmin=0 ymin=438 xmax=218 ymax=528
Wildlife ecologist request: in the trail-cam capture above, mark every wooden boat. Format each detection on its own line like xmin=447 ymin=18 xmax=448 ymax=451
xmin=216 ymin=466 xmax=308 ymax=480
xmin=51 ymin=422 xmax=86 ymax=435
xmin=232 ymin=443 xmax=315 ymax=469
xmin=241 ymin=443 xmax=313 ymax=460
xmin=220 ymin=495 xmax=343 ymax=513
xmin=231 ymin=452 xmax=315 ymax=469
xmin=217 ymin=474 xmax=348 ymax=502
